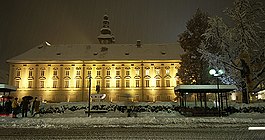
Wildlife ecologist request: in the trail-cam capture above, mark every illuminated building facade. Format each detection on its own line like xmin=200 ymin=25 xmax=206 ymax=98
xmin=7 ymin=14 xmax=183 ymax=102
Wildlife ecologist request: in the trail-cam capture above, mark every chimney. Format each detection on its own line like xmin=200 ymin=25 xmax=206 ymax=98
xmin=136 ymin=40 xmax=141 ymax=48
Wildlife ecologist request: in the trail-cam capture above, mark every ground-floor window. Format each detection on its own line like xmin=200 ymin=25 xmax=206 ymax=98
xmin=53 ymin=80 xmax=58 ymax=88
xmin=64 ymin=80 xmax=69 ymax=88
xmin=106 ymin=80 xmax=110 ymax=88
xmin=136 ymin=80 xmax=140 ymax=87
xmin=125 ymin=80 xmax=130 ymax=88
xmin=166 ymin=80 xmax=170 ymax=87
xmin=116 ymin=80 xmax=120 ymax=88
xmin=145 ymin=80 xmax=149 ymax=87
xmin=40 ymin=81 xmax=45 ymax=88
xmin=15 ymin=81 xmax=20 ymax=88
xmin=28 ymin=81 xmax=33 ymax=88
xmin=156 ymin=80 xmax=161 ymax=87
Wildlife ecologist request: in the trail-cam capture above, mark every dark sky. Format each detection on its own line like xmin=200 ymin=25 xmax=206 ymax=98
xmin=0 ymin=0 xmax=233 ymax=72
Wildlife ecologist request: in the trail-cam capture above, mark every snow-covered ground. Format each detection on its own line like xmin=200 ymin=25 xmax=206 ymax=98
xmin=1 ymin=102 xmax=265 ymax=129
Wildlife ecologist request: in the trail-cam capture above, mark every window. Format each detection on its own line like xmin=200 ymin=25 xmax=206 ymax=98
xmin=76 ymin=79 xmax=80 ymax=88
xmin=116 ymin=80 xmax=120 ymax=88
xmin=155 ymin=69 xmax=160 ymax=75
xmin=107 ymin=70 xmax=110 ymax=76
xmin=87 ymin=70 xmax=91 ymax=76
xmin=28 ymin=81 xmax=33 ymax=88
xmin=167 ymin=96 xmax=171 ymax=100
xmin=166 ymin=80 xmax=170 ymax=87
xmin=146 ymin=95 xmax=149 ymax=100
xmin=97 ymin=80 xmax=101 ymax=87
xmin=53 ymin=70 xmax=58 ymax=76
xmin=116 ymin=71 xmax=120 ymax=76
xmin=126 ymin=71 xmax=130 ymax=76
xmin=29 ymin=70 xmax=33 ymax=77
xmin=40 ymin=81 xmax=45 ymax=88
xmin=106 ymin=80 xmax=110 ymax=88
xmin=166 ymin=69 xmax=170 ymax=75
xmin=156 ymin=80 xmax=160 ymax=87
xmin=136 ymin=69 xmax=140 ymax=76
xmin=64 ymin=80 xmax=69 ymax=88
xmin=136 ymin=80 xmax=140 ymax=87
xmin=16 ymin=70 xmax=21 ymax=77
xmin=53 ymin=81 xmax=58 ymax=88
xmin=76 ymin=70 xmax=81 ymax=76
xmin=97 ymin=71 xmax=101 ymax=76
xmin=125 ymin=80 xmax=130 ymax=88
xmin=145 ymin=69 xmax=149 ymax=75
xmin=40 ymin=70 xmax=45 ymax=77
xmin=145 ymin=80 xmax=149 ymax=87
xmin=65 ymin=70 xmax=70 ymax=76
xmin=15 ymin=81 xmax=20 ymax=88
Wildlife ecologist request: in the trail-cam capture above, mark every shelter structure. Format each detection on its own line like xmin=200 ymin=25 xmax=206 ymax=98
xmin=0 ymin=84 xmax=17 ymax=113
xmin=174 ymin=85 xmax=237 ymax=116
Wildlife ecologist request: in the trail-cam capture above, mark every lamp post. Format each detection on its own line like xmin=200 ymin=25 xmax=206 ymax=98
xmin=209 ymin=69 xmax=224 ymax=117
xmin=88 ymin=74 xmax=91 ymax=117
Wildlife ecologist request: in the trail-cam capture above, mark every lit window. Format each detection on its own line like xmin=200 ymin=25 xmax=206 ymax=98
xmin=125 ymin=80 xmax=130 ymax=88
xmin=87 ymin=71 xmax=91 ymax=76
xmin=136 ymin=69 xmax=140 ymax=76
xmin=15 ymin=81 xmax=20 ymax=88
xmin=97 ymin=80 xmax=101 ymax=87
xmin=65 ymin=70 xmax=70 ymax=76
xmin=76 ymin=79 xmax=80 ymax=88
xmin=166 ymin=80 xmax=170 ymax=87
xmin=106 ymin=80 xmax=110 ymax=88
xmin=156 ymin=80 xmax=160 ymax=87
xmin=145 ymin=80 xmax=149 ymax=87
xmin=53 ymin=70 xmax=58 ymax=76
xmin=146 ymin=69 xmax=149 ymax=75
xmin=155 ymin=69 xmax=160 ymax=75
xmin=97 ymin=71 xmax=101 ymax=76
xmin=167 ymin=96 xmax=171 ymax=100
xmin=116 ymin=80 xmax=120 ymax=88
xmin=126 ymin=71 xmax=130 ymax=76
xmin=136 ymin=80 xmax=140 ymax=87
xmin=64 ymin=80 xmax=69 ymax=88
xmin=40 ymin=70 xmax=45 ymax=77
xmin=166 ymin=69 xmax=170 ymax=75
xmin=76 ymin=70 xmax=81 ymax=76
xmin=107 ymin=70 xmax=110 ymax=76
xmin=40 ymin=81 xmax=45 ymax=88
xmin=53 ymin=81 xmax=58 ymax=88
xmin=29 ymin=70 xmax=33 ymax=77
xmin=28 ymin=81 xmax=33 ymax=88
xmin=116 ymin=71 xmax=120 ymax=76
xmin=16 ymin=70 xmax=21 ymax=77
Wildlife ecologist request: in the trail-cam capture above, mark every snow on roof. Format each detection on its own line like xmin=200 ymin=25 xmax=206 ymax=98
xmin=7 ymin=43 xmax=183 ymax=63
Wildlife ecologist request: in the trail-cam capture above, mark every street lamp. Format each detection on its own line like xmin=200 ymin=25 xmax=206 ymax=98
xmin=88 ymin=74 xmax=92 ymax=117
xmin=209 ymin=69 xmax=225 ymax=117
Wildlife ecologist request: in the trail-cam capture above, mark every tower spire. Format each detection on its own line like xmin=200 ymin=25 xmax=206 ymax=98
xmin=97 ymin=13 xmax=115 ymax=44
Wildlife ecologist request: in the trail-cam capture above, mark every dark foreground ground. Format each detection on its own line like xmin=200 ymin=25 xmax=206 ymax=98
xmin=0 ymin=127 xmax=265 ymax=140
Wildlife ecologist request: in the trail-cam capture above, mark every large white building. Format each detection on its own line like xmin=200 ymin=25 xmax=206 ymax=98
xmin=7 ymin=14 xmax=184 ymax=102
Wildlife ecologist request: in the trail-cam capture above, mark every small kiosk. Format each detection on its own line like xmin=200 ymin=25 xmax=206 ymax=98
xmin=174 ymin=85 xmax=237 ymax=116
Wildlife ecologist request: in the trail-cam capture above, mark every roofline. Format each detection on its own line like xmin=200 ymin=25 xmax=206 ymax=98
xmin=0 ymin=84 xmax=17 ymax=91
xmin=7 ymin=60 xmax=181 ymax=64
xmin=174 ymin=85 xmax=237 ymax=93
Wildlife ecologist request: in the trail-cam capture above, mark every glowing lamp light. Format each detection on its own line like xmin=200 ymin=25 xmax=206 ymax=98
xmin=209 ymin=69 xmax=216 ymax=76
xmin=209 ymin=69 xmax=225 ymax=77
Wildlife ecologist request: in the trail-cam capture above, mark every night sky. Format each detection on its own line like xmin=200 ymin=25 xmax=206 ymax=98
xmin=0 ymin=0 xmax=233 ymax=72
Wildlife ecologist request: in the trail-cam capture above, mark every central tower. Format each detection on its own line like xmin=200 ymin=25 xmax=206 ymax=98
xmin=97 ymin=14 xmax=115 ymax=44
